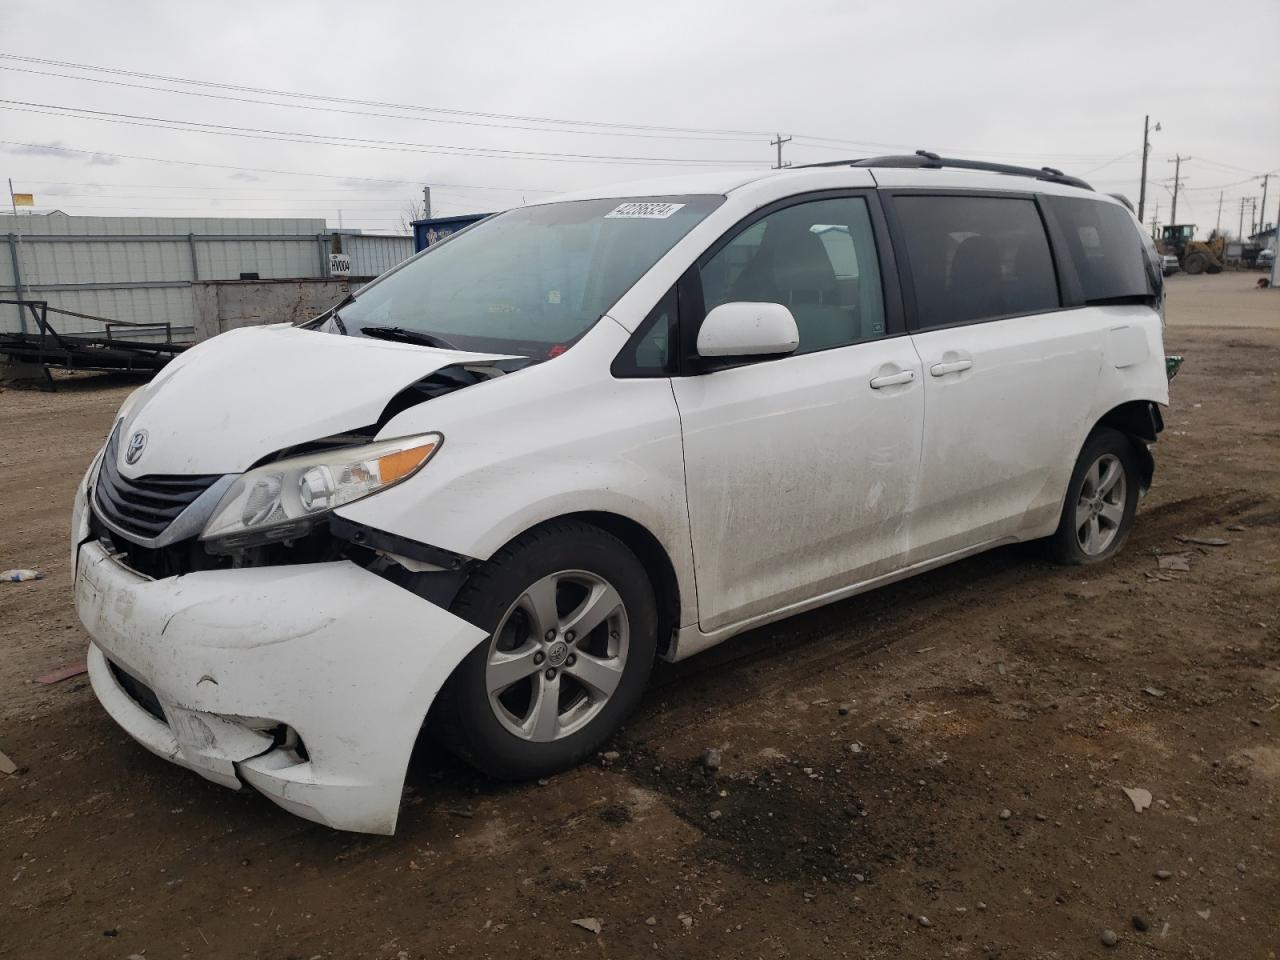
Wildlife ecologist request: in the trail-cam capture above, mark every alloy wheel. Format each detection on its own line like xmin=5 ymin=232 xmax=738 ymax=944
xmin=485 ymin=570 xmax=629 ymax=742
xmin=1075 ymin=453 xmax=1127 ymax=556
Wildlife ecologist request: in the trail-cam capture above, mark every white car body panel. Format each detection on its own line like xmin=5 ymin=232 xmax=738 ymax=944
xmin=75 ymin=537 xmax=486 ymax=834
xmin=115 ymin=324 xmax=510 ymax=476
xmin=671 ymin=535 xmax=1007 ymax=659
xmin=907 ymin=310 xmax=1166 ymax=564
xmin=672 ymin=336 xmax=925 ymax=632
xmin=336 ymin=317 xmax=699 ymax=628
xmin=71 ymin=162 xmax=1172 ymax=834
xmin=907 ymin=310 xmax=1107 ymax=559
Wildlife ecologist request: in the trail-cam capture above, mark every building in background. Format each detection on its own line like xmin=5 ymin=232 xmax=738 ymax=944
xmin=0 ymin=212 xmax=414 ymax=342
xmin=1247 ymin=223 xmax=1277 ymax=252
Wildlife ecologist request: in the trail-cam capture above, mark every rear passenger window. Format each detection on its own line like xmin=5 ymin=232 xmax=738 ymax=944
xmin=699 ymin=196 xmax=886 ymax=355
xmin=893 ymin=196 xmax=1059 ymax=328
xmin=1041 ymin=197 xmax=1155 ymax=303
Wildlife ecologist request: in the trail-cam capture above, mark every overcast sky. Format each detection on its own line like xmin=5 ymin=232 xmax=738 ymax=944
xmin=2 ymin=0 xmax=1277 ymax=237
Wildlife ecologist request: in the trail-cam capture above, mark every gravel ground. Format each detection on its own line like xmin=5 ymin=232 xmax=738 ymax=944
xmin=1 ymin=273 xmax=1276 ymax=959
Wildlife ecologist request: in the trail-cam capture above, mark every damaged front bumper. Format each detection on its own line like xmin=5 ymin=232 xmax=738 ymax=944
xmin=74 ymin=537 xmax=486 ymax=835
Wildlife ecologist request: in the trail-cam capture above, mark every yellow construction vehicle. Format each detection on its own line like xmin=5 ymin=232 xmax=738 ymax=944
xmin=1159 ymin=225 xmax=1225 ymax=274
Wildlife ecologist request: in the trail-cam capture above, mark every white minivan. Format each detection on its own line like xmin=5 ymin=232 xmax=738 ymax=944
xmin=73 ymin=154 xmax=1171 ymax=834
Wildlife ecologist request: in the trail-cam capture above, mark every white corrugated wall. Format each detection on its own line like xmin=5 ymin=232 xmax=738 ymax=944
xmin=1 ymin=213 xmax=412 ymax=339
xmin=344 ymin=234 xmax=416 ymax=277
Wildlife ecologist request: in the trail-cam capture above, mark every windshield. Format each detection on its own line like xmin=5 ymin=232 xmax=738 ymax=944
xmin=333 ymin=195 xmax=723 ymax=357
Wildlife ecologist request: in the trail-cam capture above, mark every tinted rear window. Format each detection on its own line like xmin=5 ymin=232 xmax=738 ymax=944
xmin=893 ymin=195 xmax=1060 ymax=329
xmin=1041 ymin=197 xmax=1154 ymax=303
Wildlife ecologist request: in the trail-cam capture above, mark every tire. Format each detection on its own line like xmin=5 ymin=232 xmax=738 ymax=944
xmin=1183 ymin=253 xmax=1207 ymax=275
xmin=1048 ymin=428 xmax=1141 ymax=566
xmin=433 ymin=520 xmax=657 ymax=780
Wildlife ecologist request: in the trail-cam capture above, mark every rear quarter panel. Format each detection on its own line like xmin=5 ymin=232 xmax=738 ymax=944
xmin=1040 ymin=305 xmax=1168 ymax=529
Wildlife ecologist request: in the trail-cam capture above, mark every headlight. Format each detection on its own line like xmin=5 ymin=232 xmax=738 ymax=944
xmin=201 ymin=433 xmax=441 ymax=547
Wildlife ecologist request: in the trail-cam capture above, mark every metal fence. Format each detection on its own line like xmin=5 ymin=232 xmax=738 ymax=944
xmin=1 ymin=213 xmax=414 ymax=340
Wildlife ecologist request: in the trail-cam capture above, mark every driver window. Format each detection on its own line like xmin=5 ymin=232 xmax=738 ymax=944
xmin=699 ymin=196 xmax=886 ymax=354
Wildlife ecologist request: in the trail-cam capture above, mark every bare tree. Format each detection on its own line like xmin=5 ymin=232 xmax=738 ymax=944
xmin=398 ymin=197 xmax=427 ymax=235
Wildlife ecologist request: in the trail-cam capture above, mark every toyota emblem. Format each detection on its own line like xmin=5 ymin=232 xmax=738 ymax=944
xmin=125 ymin=430 xmax=148 ymax=465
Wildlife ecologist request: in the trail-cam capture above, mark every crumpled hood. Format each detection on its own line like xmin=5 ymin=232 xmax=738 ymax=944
xmin=116 ymin=325 xmax=508 ymax=477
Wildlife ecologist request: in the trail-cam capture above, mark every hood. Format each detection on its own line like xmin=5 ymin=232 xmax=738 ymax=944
xmin=117 ymin=325 xmax=509 ymax=477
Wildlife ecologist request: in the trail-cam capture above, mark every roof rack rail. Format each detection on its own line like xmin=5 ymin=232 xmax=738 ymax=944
xmin=800 ymin=149 xmax=1094 ymax=191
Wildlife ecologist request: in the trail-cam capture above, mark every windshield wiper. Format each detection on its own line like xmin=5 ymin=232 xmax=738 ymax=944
xmin=360 ymin=325 xmax=459 ymax=350
xmin=329 ymin=292 xmax=355 ymax=334
xmin=300 ymin=292 xmax=354 ymax=332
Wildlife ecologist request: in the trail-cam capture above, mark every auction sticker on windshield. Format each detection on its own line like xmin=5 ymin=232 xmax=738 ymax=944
xmin=604 ymin=201 xmax=686 ymax=219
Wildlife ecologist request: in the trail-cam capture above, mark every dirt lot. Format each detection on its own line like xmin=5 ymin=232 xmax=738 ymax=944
xmin=1 ymin=273 xmax=1277 ymax=960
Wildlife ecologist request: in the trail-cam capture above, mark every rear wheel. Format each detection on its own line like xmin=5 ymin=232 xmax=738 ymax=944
xmin=1183 ymin=252 xmax=1208 ymax=275
xmin=1049 ymin=428 xmax=1140 ymax=565
xmin=434 ymin=521 xmax=657 ymax=779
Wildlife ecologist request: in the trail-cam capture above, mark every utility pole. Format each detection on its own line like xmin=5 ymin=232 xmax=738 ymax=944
xmin=7 ymin=178 xmax=25 ymax=329
xmin=770 ymin=133 xmax=792 ymax=170
xmin=422 ymin=185 xmax=432 ymax=219
xmin=1150 ymin=199 xmax=1159 ymax=239
xmin=1167 ymin=155 xmax=1188 ymax=226
xmin=1215 ymin=190 xmax=1224 ymax=236
xmin=1272 ymin=188 xmax=1279 ymax=288
xmin=1259 ymin=175 xmax=1270 ymax=240
xmin=1137 ymin=115 xmax=1160 ymax=224
xmin=1239 ymin=197 xmax=1247 ymax=240
xmin=8 ymin=179 xmax=24 ymax=289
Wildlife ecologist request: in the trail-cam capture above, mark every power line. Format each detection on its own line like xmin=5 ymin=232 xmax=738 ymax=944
xmin=21 ymin=205 xmax=418 ymax=216
xmin=1180 ymin=169 xmax=1280 ymax=192
xmin=791 ymin=133 xmax=1129 ymax=162
xmin=0 ymin=52 xmax=776 ymax=139
xmin=0 ymin=98 xmax=765 ymax=166
xmin=16 ymin=207 xmax=453 ymax=227
xmin=1082 ymin=148 xmax=1143 ymax=177
xmin=16 ymin=178 xmax=555 ymax=195
xmin=0 ymin=99 xmax=762 ymax=166
xmin=0 ymin=52 xmax=1186 ymax=169
xmin=758 ymin=137 xmax=1130 ymax=169
xmin=0 ymin=140 xmax=560 ymax=194
xmin=30 ymin=195 xmax=462 ymax=203
xmin=0 ymin=64 xmax=772 ymax=146
xmin=1189 ymin=157 xmax=1270 ymax=176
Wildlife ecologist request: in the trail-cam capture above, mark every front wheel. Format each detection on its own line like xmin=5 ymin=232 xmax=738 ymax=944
xmin=433 ymin=520 xmax=657 ymax=780
xmin=1183 ymin=253 xmax=1208 ymax=275
xmin=1048 ymin=428 xmax=1140 ymax=565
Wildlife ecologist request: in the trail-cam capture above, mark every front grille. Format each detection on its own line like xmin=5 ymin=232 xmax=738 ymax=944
xmin=94 ymin=427 xmax=221 ymax=541
xmin=108 ymin=660 xmax=167 ymax=724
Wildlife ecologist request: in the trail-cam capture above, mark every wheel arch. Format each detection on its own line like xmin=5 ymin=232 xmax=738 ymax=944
xmin=1093 ymin=399 xmax=1163 ymax=492
xmin=503 ymin=511 xmax=683 ymax=660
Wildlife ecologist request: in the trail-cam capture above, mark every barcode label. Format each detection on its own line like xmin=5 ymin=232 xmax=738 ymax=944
xmin=604 ymin=202 xmax=686 ymax=220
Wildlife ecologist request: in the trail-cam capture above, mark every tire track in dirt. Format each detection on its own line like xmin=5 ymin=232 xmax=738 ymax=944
xmin=634 ymin=489 xmax=1273 ymax=731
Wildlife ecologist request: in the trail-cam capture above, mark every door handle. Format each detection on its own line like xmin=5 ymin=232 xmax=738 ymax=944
xmin=869 ymin=369 xmax=915 ymax=389
xmin=930 ymin=359 xmax=973 ymax=377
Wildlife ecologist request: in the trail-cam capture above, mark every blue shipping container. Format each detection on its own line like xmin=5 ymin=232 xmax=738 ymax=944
xmin=411 ymin=213 xmax=495 ymax=253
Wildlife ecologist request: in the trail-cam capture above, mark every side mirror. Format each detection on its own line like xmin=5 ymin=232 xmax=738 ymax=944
xmin=696 ymin=302 xmax=800 ymax=359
